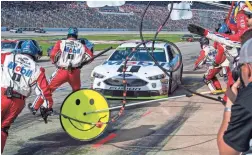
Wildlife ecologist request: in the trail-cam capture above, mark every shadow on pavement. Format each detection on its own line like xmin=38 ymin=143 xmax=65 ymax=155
xmin=171 ymin=76 xmax=207 ymax=97
xmin=111 ymin=103 xmax=200 ymax=154
xmin=109 ymin=125 xmax=156 ymax=143
xmin=15 ymin=131 xmax=90 ymax=155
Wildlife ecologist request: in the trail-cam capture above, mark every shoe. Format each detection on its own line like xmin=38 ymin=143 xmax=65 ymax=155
xmin=40 ymin=107 xmax=54 ymax=116
xmin=27 ymin=103 xmax=37 ymax=115
xmin=40 ymin=107 xmax=53 ymax=124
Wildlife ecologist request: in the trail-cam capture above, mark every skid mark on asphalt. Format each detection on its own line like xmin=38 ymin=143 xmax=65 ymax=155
xmin=112 ymin=103 xmax=200 ymax=155
xmin=11 ymin=105 xmax=147 ymax=155
xmin=141 ymin=111 xmax=152 ymax=118
xmin=92 ymin=133 xmax=117 ymax=148
xmin=13 ymin=132 xmax=90 ymax=155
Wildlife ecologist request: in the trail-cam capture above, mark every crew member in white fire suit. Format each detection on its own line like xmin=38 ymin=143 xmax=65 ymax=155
xmin=29 ymin=27 xmax=93 ymax=114
xmin=194 ymin=37 xmax=229 ymax=93
xmin=1 ymin=41 xmax=53 ymax=153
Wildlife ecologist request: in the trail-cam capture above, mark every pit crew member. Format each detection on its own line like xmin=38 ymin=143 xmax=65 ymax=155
xmin=29 ymin=27 xmax=93 ymax=114
xmin=213 ymin=23 xmax=234 ymax=102
xmin=1 ymin=41 xmax=53 ymax=153
xmin=188 ymin=2 xmax=252 ymax=48
xmin=194 ymin=37 xmax=229 ymax=93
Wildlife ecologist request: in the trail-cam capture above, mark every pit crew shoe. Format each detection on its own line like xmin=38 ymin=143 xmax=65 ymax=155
xmin=28 ymin=103 xmax=37 ymax=115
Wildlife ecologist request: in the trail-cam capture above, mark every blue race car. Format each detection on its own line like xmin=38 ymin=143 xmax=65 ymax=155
xmin=1 ymin=39 xmax=43 ymax=60
xmin=79 ymin=38 xmax=94 ymax=53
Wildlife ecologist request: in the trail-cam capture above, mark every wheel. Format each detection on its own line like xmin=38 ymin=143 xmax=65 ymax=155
xmin=168 ymin=72 xmax=173 ymax=95
xmin=180 ymin=65 xmax=183 ymax=84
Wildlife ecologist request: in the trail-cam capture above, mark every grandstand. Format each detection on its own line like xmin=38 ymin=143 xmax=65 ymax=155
xmin=1 ymin=1 xmax=227 ymax=31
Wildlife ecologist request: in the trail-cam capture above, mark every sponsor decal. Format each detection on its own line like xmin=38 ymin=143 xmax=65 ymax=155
xmin=64 ymin=46 xmax=81 ymax=54
xmin=8 ymin=62 xmax=33 ymax=77
xmin=17 ymin=57 xmax=31 ymax=65
xmin=103 ymin=61 xmax=171 ymax=67
xmin=109 ymin=87 xmax=141 ymax=91
xmin=103 ymin=61 xmax=123 ymax=65
xmin=117 ymin=65 xmax=141 ymax=72
xmin=118 ymin=74 xmax=132 ymax=77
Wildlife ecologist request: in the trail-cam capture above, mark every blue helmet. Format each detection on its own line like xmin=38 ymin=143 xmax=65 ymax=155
xmin=68 ymin=27 xmax=78 ymax=36
xmin=20 ymin=40 xmax=40 ymax=60
xmin=218 ymin=23 xmax=230 ymax=34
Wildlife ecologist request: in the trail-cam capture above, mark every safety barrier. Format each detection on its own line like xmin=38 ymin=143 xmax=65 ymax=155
xmin=1 ymin=27 xmax=129 ymax=32
xmin=1 ymin=27 xmax=180 ymax=32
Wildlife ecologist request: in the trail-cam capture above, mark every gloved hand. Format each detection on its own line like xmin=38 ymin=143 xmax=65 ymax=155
xmin=212 ymin=61 xmax=220 ymax=67
xmin=188 ymin=24 xmax=206 ymax=36
xmin=40 ymin=107 xmax=53 ymax=124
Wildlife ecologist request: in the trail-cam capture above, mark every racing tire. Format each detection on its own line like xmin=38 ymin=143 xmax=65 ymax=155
xmin=168 ymin=72 xmax=173 ymax=95
xmin=180 ymin=65 xmax=183 ymax=84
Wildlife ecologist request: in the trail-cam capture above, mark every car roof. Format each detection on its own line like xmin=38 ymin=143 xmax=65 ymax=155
xmin=117 ymin=42 xmax=168 ymax=49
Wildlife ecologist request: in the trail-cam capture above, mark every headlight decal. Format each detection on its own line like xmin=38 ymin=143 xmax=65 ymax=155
xmin=147 ymin=74 xmax=166 ymax=80
xmin=93 ymin=72 xmax=105 ymax=79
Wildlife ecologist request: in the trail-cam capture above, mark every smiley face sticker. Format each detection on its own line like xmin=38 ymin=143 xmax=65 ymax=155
xmin=60 ymin=89 xmax=110 ymax=141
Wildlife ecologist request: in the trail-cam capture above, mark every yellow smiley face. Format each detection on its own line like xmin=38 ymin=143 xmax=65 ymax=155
xmin=60 ymin=89 xmax=110 ymax=141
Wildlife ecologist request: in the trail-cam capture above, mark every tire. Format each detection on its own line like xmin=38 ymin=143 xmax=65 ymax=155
xmin=180 ymin=65 xmax=183 ymax=84
xmin=168 ymin=72 xmax=173 ymax=95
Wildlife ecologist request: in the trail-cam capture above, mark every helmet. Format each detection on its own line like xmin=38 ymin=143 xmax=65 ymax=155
xmin=199 ymin=37 xmax=209 ymax=48
xmin=67 ymin=27 xmax=78 ymax=36
xmin=20 ymin=40 xmax=40 ymax=60
xmin=218 ymin=23 xmax=231 ymax=34
xmin=235 ymin=1 xmax=252 ymax=16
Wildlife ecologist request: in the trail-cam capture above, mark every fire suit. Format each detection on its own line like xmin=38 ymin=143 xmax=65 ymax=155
xmin=204 ymin=11 xmax=249 ymax=68
xmin=31 ymin=38 xmax=93 ymax=110
xmin=194 ymin=45 xmax=229 ymax=92
xmin=209 ymin=10 xmax=250 ymax=101
xmin=213 ymin=43 xmax=234 ymax=102
xmin=1 ymin=53 xmax=53 ymax=153
xmin=204 ymin=10 xmax=249 ymax=48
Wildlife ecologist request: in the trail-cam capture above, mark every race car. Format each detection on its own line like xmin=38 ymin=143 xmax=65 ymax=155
xmin=79 ymin=38 xmax=94 ymax=53
xmin=1 ymin=39 xmax=19 ymax=52
xmin=34 ymin=28 xmax=46 ymax=33
xmin=9 ymin=28 xmax=23 ymax=33
xmin=91 ymin=42 xmax=183 ymax=99
xmin=181 ymin=34 xmax=201 ymax=42
xmin=1 ymin=39 xmax=43 ymax=60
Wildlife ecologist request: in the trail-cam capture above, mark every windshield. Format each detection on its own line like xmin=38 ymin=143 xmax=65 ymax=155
xmin=108 ymin=47 xmax=167 ymax=62
xmin=1 ymin=42 xmax=16 ymax=50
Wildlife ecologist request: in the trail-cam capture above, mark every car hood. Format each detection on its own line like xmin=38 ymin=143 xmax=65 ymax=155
xmin=92 ymin=61 xmax=171 ymax=78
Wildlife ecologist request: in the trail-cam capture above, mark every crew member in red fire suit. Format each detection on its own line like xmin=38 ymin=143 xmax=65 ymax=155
xmin=213 ymin=23 xmax=235 ymax=102
xmin=1 ymin=41 xmax=53 ymax=153
xmin=29 ymin=27 xmax=93 ymax=114
xmin=194 ymin=37 xmax=229 ymax=93
xmin=188 ymin=4 xmax=252 ymax=49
